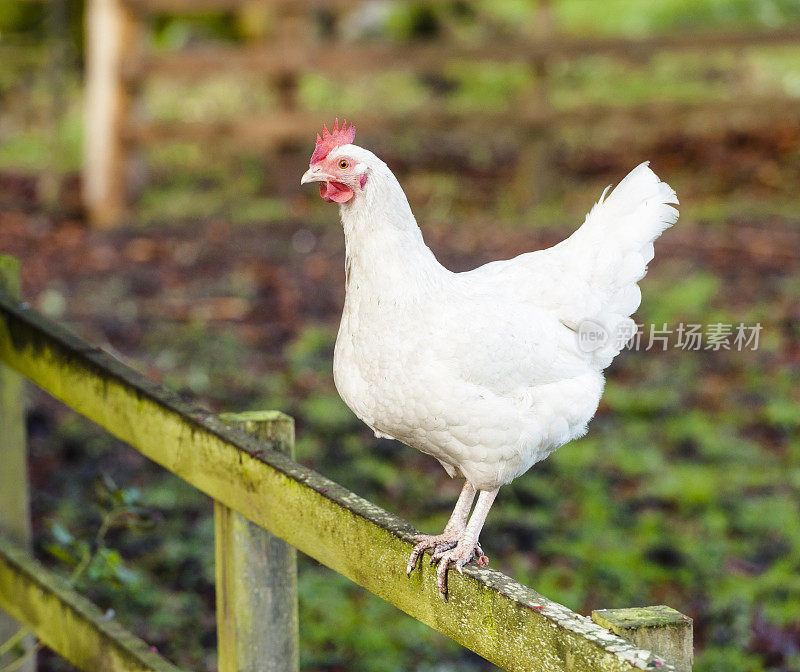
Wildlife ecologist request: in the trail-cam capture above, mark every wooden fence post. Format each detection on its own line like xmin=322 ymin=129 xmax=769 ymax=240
xmin=592 ymin=606 xmax=693 ymax=671
xmin=214 ymin=411 xmax=299 ymax=672
xmin=512 ymin=0 xmax=557 ymax=212
xmin=270 ymin=6 xmax=306 ymax=198
xmin=0 ymin=256 xmax=35 ymax=672
xmin=83 ymin=0 xmax=138 ymax=227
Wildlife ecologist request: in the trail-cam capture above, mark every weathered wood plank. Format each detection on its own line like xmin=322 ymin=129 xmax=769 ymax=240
xmin=215 ymin=411 xmax=299 ymax=672
xmin=0 ymin=255 xmax=34 ymax=672
xmin=0 ymin=291 xmax=673 ymax=672
xmin=124 ymin=96 xmax=800 ymax=150
xmin=129 ymin=27 xmax=800 ymax=81
xmin=0 ymin=537 xmax=186 ymax=672
xmin=125 ymin=0 xmax=453 ymax=13
xmin=592 ymin=606 xmax=693 ymax=672
xmin=0 ymin=257 xmax=27 ymax=549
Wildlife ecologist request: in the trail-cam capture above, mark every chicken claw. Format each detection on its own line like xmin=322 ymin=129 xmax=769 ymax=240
xmin=433 ymin=541 xmax=483 ymax=601
xmin=430 ymin=540 xmax=483 ymax=565
xmin=406 ymin=533 xmax=460 ymax=577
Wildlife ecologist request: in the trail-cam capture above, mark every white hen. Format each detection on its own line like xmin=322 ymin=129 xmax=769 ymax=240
xmin=301 ymin=120 xmax=679 ymax=599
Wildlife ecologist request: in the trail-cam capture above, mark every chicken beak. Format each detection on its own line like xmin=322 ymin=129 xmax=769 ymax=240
xmin=301 ymin=168 xmax=327 ymax=185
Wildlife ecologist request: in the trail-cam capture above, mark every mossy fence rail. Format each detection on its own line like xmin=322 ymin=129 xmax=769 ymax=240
xmin=0 ymin=254 xmax=693 ymax=672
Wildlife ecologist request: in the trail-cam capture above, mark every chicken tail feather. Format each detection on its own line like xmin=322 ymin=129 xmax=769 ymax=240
xmin=572 ymin=162 xmax=679 ymax=367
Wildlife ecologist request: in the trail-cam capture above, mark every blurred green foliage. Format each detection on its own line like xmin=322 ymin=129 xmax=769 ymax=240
xmin=4 ymin=0 xmax=800 ymax=46
xmin=33 ymin=286 xmax=798 ymax=671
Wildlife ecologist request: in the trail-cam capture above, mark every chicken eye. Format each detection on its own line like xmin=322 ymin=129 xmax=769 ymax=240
xmin=338 ymin=160 xmax=349 ymax=169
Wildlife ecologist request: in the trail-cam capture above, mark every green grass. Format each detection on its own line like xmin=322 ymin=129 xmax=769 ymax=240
xmin=0 ymin=91 xmax=82 ymax=174
xmin=552 ymin=0 xmax=800 ymax=35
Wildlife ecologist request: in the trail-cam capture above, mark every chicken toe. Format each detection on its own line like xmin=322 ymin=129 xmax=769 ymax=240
xmin=406 ymin=532 xmax=461 ymax=576
xmin=434 ymin=540 xmax=483 ymax=601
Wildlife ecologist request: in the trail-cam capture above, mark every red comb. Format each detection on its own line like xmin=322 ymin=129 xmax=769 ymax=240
xmin=310 ymin=118 xmax=356 ymax=165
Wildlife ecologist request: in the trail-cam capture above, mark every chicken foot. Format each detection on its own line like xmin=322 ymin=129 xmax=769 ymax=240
xmin=406 ymin=481 xmax=476 ymax=577
xmin=433 ymin=488 xmax=498 ymax=601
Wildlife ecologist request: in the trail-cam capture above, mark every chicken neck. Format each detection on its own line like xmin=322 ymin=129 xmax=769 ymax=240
xmin=338 ymin=162 xmax=446 ymax=298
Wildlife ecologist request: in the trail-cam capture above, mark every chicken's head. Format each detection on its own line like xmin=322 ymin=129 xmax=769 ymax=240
xmin=300 ymin=119 xmax=367 ymax=203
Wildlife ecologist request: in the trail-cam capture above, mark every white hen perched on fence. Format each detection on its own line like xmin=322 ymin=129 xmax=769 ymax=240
xmin=301 ymin=120 xmax=679 ymax=600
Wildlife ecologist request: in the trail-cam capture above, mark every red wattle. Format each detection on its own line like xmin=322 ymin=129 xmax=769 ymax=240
xmin=319 ymin=181 xmax=354 ymax=203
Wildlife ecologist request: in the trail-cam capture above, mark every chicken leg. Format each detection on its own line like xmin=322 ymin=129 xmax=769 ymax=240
xmin=406 ymin=481 xmax=476 ymax=577
xmin=432 ymin=488 xmax=498 ymax=600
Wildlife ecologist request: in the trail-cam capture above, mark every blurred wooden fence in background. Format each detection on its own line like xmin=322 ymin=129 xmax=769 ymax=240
xmin=83 ymin=0 xmax=800 ymax=226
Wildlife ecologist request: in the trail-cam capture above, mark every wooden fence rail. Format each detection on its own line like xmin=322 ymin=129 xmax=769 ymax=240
xmin=0 ymin=254 xmax=692 ymax=671
xmin=0 ymin=537 xmax=185 ymax=672
xmin=0 ymin=256 xmax=35 ymax=672
xmin=82 ymin=0 xmax=800 ymax=226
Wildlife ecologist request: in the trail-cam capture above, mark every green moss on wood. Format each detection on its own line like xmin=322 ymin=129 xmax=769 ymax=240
xmin=0 ymin=290 xmax=675 ymax=672
xmin=0 ymin=256 xmax=21 ymax=298
xmin=218 ymin=410 xmax=288 ymax=424
xmin=219 ymin=411 xmax=295 ymax=459
xmin=215 ymin=412 xmax=299 ymax=672
xmin=0 ymin=256 xmax=28 ymax=548
xmin=0 ymin=254 xmax=34 ymax=672
xmin=592 ymin=605 xmax=691 ymax=631
xmin=592 ymin=607 xmax=693 ymax=672
xmin=0 ymin=537 xmax=186 ymax=672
